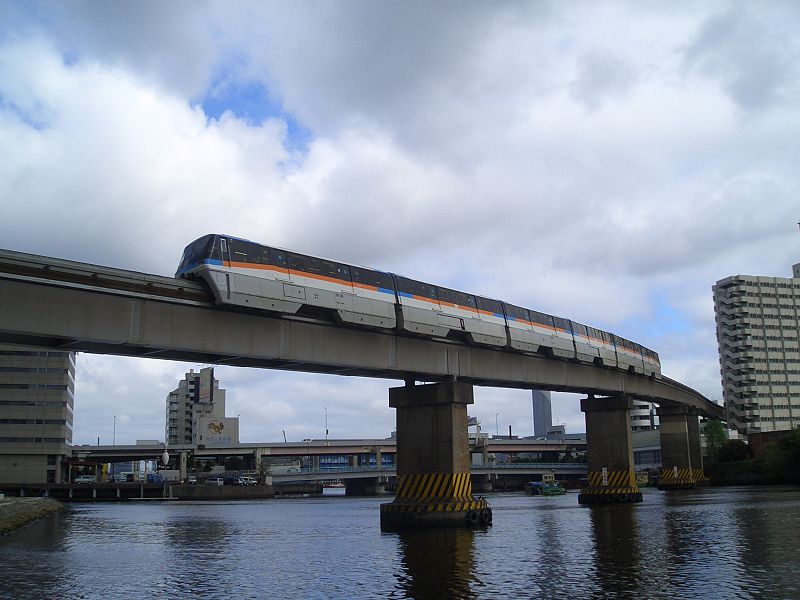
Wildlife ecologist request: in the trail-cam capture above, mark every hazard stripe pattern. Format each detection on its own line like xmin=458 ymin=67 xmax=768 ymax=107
xmin=395 ymin=472 xmax=473 ymax=501
xmin=659 ymin=467 xmax=697 ymax=485
xmin=381 ymin=472 xmax=487 ymax=514
xmin=585 ymin=469 xmax=636 ymax=488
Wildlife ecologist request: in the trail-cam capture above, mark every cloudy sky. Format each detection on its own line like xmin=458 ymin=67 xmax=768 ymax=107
xmin=1 ymin=1 xmax=798 ymax=445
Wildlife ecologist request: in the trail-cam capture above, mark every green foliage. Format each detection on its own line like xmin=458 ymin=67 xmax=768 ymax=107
xmin=703 ymin=419 xmax=727 ymax=463
xmin=717 ymin=439 xmax=750 ymax=463
xmin=708 ymin=427 xmax=800 ymax=484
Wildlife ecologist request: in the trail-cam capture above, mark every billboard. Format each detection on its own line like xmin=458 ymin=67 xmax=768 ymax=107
xmin=197 ymin=416 xmax=239 ymax=446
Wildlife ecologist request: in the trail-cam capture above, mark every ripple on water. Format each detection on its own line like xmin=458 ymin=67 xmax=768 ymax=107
xmin=0 ymin=488 xmax=799 ymax=599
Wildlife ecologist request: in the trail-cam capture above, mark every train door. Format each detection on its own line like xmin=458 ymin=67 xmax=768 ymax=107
xmin=219 ymin=237 xmax=232 ymax=267
xmin=217 ymin=237 xmax=233 ymax=299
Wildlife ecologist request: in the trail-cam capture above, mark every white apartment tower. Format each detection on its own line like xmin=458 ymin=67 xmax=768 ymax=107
xmin=713 ymin=262 xmax=800 ymax=436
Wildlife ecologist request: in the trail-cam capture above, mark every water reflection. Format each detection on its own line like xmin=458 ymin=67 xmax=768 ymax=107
xmin=588 ymin=505 xmax=640 ymax=596
xmin=2 ymin=489 xmax=800 ymax=599
xmin=394 ymin=528 xmax=477 ymax=599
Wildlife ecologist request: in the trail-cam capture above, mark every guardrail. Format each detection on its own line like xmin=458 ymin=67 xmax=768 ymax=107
xmin=278 ymin=462 xmax=587 ymax=477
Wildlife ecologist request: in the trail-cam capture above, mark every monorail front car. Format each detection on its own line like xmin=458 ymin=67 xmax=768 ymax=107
xmin=176 ymin=234 xmax=661 ymax=378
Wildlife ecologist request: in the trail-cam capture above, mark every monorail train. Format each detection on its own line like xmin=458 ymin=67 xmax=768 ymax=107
xmin=176 ymin=234 xmax=661 ymax=378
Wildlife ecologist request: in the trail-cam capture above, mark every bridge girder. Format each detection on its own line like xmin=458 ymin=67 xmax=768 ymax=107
xmin=0 ymin=256 xmax=723 ymax=418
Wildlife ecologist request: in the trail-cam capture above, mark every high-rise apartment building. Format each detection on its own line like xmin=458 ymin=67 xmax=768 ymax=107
xmin=0 ymin=345 xmax=75 ymax=483
xmin=630 ymin=401 xmax=657 ymax=431
xmin=165 ymin=367 xmax=239 ymax=447
xmin=713 ymin=262 xmax=800 ymax=436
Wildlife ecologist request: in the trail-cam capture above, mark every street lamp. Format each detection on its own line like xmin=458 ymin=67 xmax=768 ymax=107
xmin=325 ymin=407 xmax=328 ymax=442
xmin=113 ymin=415 xmax=116 ymax=446
xmin=495 ymin=412 xmax=500 ymax=437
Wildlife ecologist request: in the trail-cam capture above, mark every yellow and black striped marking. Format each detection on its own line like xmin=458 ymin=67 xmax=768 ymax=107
xmin=381 ymin=472 xmax=491 ymax=522
xmin=380 ymin=497 xmax=489 ymax=514
xmin=658 ymin=467 xmax=697 ymax=489
xmin=579 ymin=469 xmax=643 ymax=503
xmin=394 ymin=472 xmax=473 ymax=502
xmin=692 ymin=468 xmax=709 ymax=484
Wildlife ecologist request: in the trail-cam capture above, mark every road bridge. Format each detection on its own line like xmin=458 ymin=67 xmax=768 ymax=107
xmin=0 ymin=248 xmax=722 ymax=525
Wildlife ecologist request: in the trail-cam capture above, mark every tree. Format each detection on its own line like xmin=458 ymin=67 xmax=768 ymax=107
xmin=703 ymin=419 xmax=727 ymax=464
xmin=717 ymin=439 xmax=750 ymax=463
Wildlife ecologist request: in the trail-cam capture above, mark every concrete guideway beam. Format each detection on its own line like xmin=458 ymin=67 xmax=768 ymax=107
xmin=656 ymin=405 xmax=706 ymax=488
xmin=0 ymin=274 xmax=722 ymax=416
xmin=579 ymin=395 xmax=642 ymax=504
xmin=380 ymin=382 xmax=492 ymax=529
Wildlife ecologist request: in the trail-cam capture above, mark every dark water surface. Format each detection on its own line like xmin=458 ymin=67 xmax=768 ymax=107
xmin=1 ymin=486 xmax=798 ymax=599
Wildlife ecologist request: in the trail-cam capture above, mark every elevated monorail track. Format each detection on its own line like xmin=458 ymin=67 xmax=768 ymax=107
xmin=0 ymin=248 xmax=723 ymax=418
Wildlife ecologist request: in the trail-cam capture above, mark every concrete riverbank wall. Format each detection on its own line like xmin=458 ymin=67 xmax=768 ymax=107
xmin=0 ymin=497 xmax=63 ymax=535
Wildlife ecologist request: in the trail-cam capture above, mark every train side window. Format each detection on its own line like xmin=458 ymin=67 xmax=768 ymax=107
xmin=436 ymin=287 xmax=452 ymax=304
xmin=552 ymin=316 xmax=570 ymax=331
xmin=318 ymin=259 xmax=338 ymax=279
xmin=289 ymin=253 xmax=307 ymax=272
xmin=456 ymin=291 xmax=476 ymax=308
xmin=366 ymin=269 xmax=394 ymax=291
xmin=571 ymin=322 xmax=588 ymax=336
xmin=269 ymin=248 xmax=288 ymax=268
xmin=529 ymin=310 xmax=554 ymax=327
xmin=398 ymin=277 xmax=434 ymax=299
xmin=336 ymin=263 xmax=351 ymax=282
xmin=304 ymin=256 xmax=322 ymax=275
xmin=504 ymin=303 xmax=529 ymax=321
xmin=476 ymin=296 xmax=502 ymax=314
xmin=255 ymin=246 xmax=270 ymax=265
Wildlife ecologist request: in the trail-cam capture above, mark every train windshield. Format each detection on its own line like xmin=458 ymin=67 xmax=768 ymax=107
xmin=176 ymin=235 xmax=218 ymax=276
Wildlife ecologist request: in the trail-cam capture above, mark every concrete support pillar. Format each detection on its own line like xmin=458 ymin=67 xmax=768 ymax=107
xmin=579 ymin=395 xmax=642 ymax=504
xmin=348 ymin=454 xmax=359 ymax=468
xmin=656 ymin=405 xmax=697 ymax=489
xmin=312 ymin=455 xmax=320 ymax=471
xmin=380 ymin=382 xmax=492 ymax=529
xmin=375 ymin=447 xmax=382 ymax=469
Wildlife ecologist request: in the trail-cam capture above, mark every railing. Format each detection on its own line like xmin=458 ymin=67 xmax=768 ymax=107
xmin=280 ymin=462 xmax=587 ymax=476
xmin=474 ymin=462 xmax=586 ymax=471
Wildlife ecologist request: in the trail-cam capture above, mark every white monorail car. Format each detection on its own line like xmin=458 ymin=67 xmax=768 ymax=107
xmin=177 ymin=234 xmax=661 ymax=378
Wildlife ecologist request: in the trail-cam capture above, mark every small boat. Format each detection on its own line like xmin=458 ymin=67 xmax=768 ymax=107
xmin=524 ymin=472 xmax=566 ymax=496
xmin=524 ymin=481 xmax=566 ymax=496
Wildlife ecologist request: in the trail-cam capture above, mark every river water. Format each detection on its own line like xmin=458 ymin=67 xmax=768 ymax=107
xmin=1 ymin=486 xmax=798 ymax=599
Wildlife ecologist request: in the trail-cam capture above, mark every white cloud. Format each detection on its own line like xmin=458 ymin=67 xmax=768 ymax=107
xmin=1 ymin=3 xmax=799 ymax=444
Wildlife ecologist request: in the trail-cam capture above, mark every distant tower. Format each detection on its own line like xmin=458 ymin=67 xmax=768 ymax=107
xmin=532 ymin=390 xmax=552 ymax=437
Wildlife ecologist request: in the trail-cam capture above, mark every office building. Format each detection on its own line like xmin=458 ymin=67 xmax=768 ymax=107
xmin=713 ymin=262 xmax=800 ymax=436
xmin=0 ymin=345 xmax=75 ymax=483
xmin=165 ymin=367 xmax=239 ymax=447
xmin=532 ymin=390 xmax=552 ymax=437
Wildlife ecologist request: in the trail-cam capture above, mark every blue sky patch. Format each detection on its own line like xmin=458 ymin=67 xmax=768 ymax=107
xmin=200 ymin=79 xmax=311 ymax=153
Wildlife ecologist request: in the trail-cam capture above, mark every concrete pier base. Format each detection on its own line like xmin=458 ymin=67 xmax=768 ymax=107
xmin=579 ymin=395 xmax=642 ymax=504
xmin=380 ymin=382 xmax=492 ymax=529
